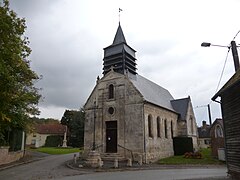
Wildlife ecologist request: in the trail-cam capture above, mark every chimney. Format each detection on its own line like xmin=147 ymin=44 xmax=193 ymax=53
xmin=202 ymin=121 xmax=207 ymax=128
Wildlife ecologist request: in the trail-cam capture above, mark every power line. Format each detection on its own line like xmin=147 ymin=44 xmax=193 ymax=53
xmin=232 ymin=30 xmax=240 ymax=41
xmin=214 ymin=48 xmax=230 ymax=94
xmin=195 ymin=105 xmax=208 ymax=109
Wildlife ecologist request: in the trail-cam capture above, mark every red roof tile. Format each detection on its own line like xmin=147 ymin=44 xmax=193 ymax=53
xmin=35 ymin=124 xmax=67 ymax=135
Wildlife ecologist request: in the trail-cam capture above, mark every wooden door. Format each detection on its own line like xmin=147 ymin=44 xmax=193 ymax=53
xmin=106 ymin=121 xmax=117 ymax=153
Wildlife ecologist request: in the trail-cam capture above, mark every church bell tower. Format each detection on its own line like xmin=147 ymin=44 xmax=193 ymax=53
xmin=103 ymin=23 xmax=137 ymax=75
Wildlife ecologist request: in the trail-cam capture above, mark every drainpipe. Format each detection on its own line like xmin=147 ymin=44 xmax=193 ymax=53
xmin=143 ymin=102 xmax=147 ymax=163
xmin=211 ymin=98 xmax=229 ymax=174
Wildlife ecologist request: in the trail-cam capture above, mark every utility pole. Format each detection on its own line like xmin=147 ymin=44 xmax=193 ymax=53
xmin=195 ymin=104 xmax=212 ymax=125
xmin=230 ymin=41 xmax=240 ymax=72
xmin=207 ymin=104 xmax=212 ymax=125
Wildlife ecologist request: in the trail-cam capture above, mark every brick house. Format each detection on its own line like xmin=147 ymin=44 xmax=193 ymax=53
xmin=210 ymin=118 xmax=224 ymax=158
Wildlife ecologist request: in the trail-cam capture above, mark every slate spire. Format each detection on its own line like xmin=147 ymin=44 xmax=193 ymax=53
xmin=112 ymin=23 xmax=126 ymax=45
xmin=103 ymin=23 xmax=137 ymax=75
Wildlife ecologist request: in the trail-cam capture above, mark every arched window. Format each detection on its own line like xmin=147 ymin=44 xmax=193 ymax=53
xmin=190 ymin=116 xmax=194 ymax=135
xmin=164 ymin=119 xmax=168 ymax=138
xmin=157 ymin=117 xmax=161 ymax=138
xmin=108 ymin=84 xmax=114 ymax=99
xmin=215 ymin=125 xmax=223 ymax=138
xmin=171 ymin=121 xmax=174 ymax=138
xmin=148 ymin=115 xmax=153 ymax=138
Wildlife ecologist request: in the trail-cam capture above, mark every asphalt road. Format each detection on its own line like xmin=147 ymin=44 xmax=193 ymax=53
xmin=0 ymin=152 xmax=228 ymax=180
xmin=0 ymin=153 xmax=83 ymax=180
xmin=59 ymin=167 xmax=228 ymax=180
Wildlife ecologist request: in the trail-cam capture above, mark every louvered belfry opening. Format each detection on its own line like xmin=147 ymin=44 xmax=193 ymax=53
xmin=103 ymin=23 xmax=137 ymax=75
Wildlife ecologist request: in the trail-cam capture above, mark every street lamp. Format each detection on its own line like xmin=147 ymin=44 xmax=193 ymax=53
xmin=201 ymin=41 xmax=240 ymax=72
xmin=201 ymin=42 xmax=229 ymax=48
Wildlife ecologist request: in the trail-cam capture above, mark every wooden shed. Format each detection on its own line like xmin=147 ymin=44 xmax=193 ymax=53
xmin=212 ymin=69 xmax=240 ymax=179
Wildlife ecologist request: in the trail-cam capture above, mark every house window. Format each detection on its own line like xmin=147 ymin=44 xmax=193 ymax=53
xmin=164 ymin=119 xmax=168 ymax=138
xmin=190 ymin=116 xmax=194 ymax=135
xmin=157 ymin=117 xmax=161 ymax=138
xmin=148 ymin=115 xmax=153 ymax=138
xmin=31 ymin=139 xmax=36 ymax=145
xmin=215 ymin=125 xmax=223 ymax=138
xmin=204 ymin=139 xmax=211 ymax=145
xmin=108 ymin=84 xmax=114 ymax=99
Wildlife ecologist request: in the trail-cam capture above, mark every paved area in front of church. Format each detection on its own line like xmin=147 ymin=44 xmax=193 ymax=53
xmin=0 ymin=152 xmax=229 ymax=180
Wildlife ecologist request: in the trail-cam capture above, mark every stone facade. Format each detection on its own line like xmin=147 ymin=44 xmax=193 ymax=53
xmin=144 ymin=103 xmax=178 ymax=161
xmin=0 ymin=146 xmax=24 ymax=165
xmin=183 ymin=100 xmax=198 ymax=150
xmin=84 ymin=70 xmax=198 ymax=162
xmin=84 ymin=72 xmax=146 ymax=160
xmin=83 ymin=23 xmax=199 ymax=163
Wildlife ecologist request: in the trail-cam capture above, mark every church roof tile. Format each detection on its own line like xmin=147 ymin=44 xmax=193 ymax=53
xmin=129 ymin=74 xmax=176 ymax=112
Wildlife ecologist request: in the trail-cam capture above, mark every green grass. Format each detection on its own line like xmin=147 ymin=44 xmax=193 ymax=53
xmin=31 ymin=147 xmax=80 ymax=155
xmin=158 ymin=148 xmax=224 ymax=165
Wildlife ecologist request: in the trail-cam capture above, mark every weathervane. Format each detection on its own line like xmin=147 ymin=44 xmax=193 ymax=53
xmin=119 ymin=8 xmax=123 ymax=23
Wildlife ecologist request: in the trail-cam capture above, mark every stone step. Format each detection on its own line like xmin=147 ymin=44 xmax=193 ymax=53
xmin=101 ymin=153 xmax=126 ymax=161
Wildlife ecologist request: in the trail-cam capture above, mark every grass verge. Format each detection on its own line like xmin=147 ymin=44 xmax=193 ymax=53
xmin=158 ymin=148 xmax=225 ymax=165
xmin=31 ymin=147 xmax=80 ymax=155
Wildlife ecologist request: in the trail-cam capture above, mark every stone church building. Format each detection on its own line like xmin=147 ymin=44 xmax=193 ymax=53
xmin=84 ymin=23 xmax=198 ymax=163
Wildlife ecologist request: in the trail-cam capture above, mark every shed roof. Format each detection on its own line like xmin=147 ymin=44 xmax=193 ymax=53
xmin=210 ymin=118 xmax=224 ymax=130
xmin=212 ymin=68 xmax=240 ymax=100
xmin=35 ymin=124 xmax=66 ymax=135
xmin=129 ymin=74 xmax=176 ymax=112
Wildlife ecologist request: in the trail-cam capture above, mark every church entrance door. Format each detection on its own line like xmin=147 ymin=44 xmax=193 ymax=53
xmin=106 ymin=121 xmax=117 ymax=153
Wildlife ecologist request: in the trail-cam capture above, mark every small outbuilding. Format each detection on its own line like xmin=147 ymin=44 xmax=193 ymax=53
xmin=26 ymin=124 xmax=67 ymax=147
xmin=212 ymin=69 xmax=240 ymax=178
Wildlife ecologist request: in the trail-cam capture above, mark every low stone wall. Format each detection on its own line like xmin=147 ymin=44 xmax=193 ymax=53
xmin=0 ymin=146 xmax=24 ymax=165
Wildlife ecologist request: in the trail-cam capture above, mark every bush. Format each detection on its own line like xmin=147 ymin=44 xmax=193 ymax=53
xmin=45 ymin=135 xmax=62 ymax=147
xmin=184 ymin=151 xmax=203 ymax=159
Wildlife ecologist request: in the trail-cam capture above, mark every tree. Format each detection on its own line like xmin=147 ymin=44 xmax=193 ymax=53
xmin=30 ymin=117 xmax=60 ymax=125
xmin=61 ymin=109 xmax=85 ymax=147
xmin=0 ymin=0 xmax=41 ymax=145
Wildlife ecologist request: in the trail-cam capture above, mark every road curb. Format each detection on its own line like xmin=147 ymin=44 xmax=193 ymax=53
xmin=66 ymin=160 xmax=227 ymax=173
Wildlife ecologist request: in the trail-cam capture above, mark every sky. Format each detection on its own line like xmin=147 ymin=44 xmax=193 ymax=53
xmin=7 ymin=0 xmax=240 ymax=126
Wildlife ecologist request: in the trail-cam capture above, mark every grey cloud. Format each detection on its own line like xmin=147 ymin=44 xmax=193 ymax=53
xmin=8 ymin=0 xmax=230 ymax=123
xmin=10 ymin=0 xmax=59 ymax=19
